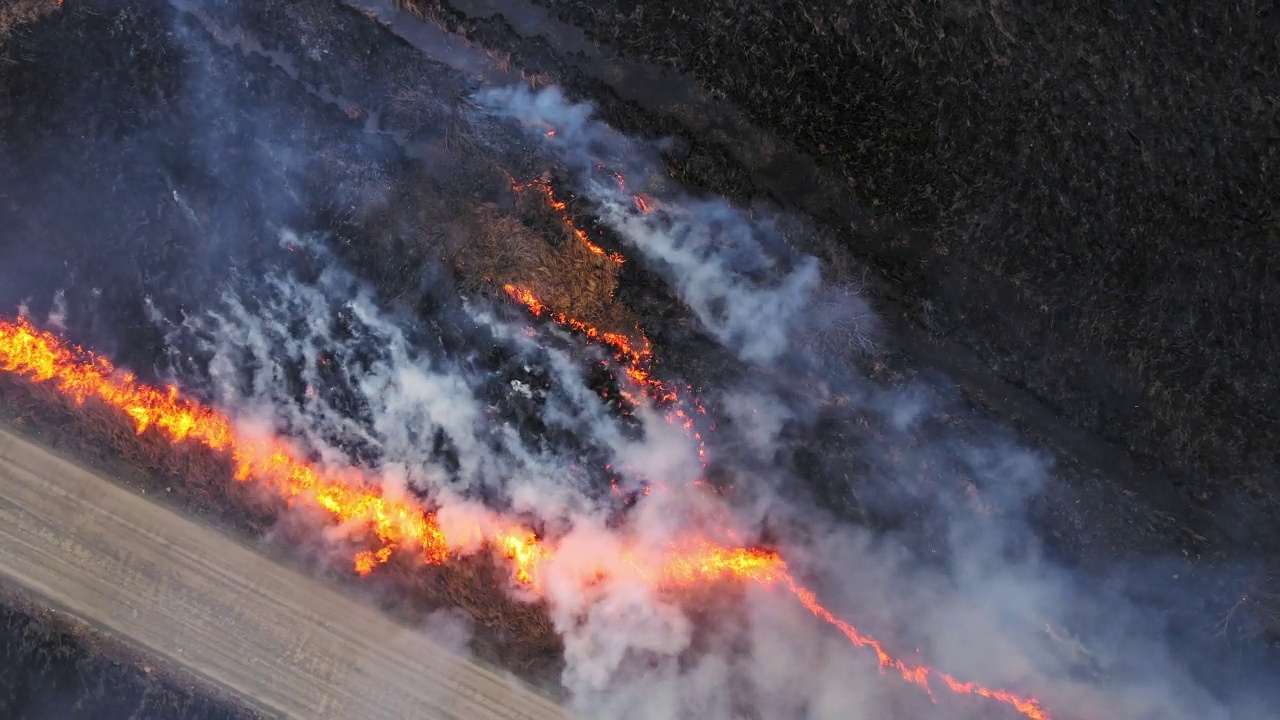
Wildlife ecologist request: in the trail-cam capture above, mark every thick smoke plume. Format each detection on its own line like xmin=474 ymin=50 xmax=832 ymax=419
xmin=145 ymin=91 xmax=1246 ymax=718
xmin=4 ymin=3 xmax=1270 ymax=718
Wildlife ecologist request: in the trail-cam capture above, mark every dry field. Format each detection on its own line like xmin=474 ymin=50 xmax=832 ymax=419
xmin=0 ymin=424 xmax=569 ymax=720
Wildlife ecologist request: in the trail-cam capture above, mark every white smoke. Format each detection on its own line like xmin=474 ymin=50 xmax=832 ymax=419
xmin=470 ymin=85 xmax=1248 ymax=720
xmin=475 ymin=85 xmax=836 ymax=367
xmin=160 ymin=236 xmax=1239 ymax=720
xmin=46 ymin=289 xmax=68 ymax=330
xmin=129 ymin=82 xmax=1259 ymax=720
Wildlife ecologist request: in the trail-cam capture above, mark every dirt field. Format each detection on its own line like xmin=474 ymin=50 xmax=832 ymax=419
xmin=0 ymin=425 xmax=568 ymax=720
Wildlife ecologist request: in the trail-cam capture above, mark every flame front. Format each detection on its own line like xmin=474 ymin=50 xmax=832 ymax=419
xmin=0 ymin=316 xmax=1052 ymax=720
xmin=502 ymin=283 xmax=707 ymax=467
xmin=0 ymin=316 xmax=452 ymax=569
xmin=502 ymin=282 xmax=667 ymax=400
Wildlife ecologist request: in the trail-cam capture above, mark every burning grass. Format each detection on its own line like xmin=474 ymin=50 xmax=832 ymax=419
xmin=0 ymin=317 xmax=1057 ymax=719
xmin=465 ymin=203 xmax=631 ymax=329
xmin=384 ymin=2 xmax=1280 ymax=580
xmin=479 ymin=0 xmax=1280 ymax=519
xmin=0 ymin=370 xmax=569 ymax=688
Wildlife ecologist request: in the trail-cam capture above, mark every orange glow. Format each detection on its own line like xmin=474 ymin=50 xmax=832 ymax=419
xmin=608 ymin=170 xmax=654 ymax=214
xmin=354 ymin=546 xmax=394 ymax=576
xmin=495 ymin=525 xmax=548 ymax=587
xmin=502 ymin=282 xmax=704 ymax=464
xmin=780 ymin=576 xmax=1049 ymax=720
xmin=658 ymin=542 xmax=787 ymax=587
xmin=510 ymin=176 xmax=624 ymax=264
xmin=503 ymin=282 xmax=711 ymax=471
xmin=0 ymin=316 xmax=1053 ymax=719
xmin=0 ymin=316 xmax=448 ymax=576
xmin=642 ymin=542 xmax=1049 ymax=719
xmin=502 ymin=283 xmax=672 ymax=402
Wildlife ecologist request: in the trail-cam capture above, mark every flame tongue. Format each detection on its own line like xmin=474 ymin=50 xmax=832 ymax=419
xmin=0 ymin=316 xmax=1052 ymax=719
xmin=511 ymin=176 xmax=624 ymax=264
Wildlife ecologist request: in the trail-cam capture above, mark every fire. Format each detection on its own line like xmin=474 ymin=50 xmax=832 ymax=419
xmin=494 ymin=525 xmax=548 ymax=587
xmin=658 ymin=542 xmax=787 ymax=587
xmin=503 ymin=282 xmax=705 ymax=466
xmin=354 ymin=546 xmax=394 ymax=576
xmin=0 ymin=315 xmax=454 ymax=571
xmin=502 ymin=283 xmax=673 ymax=404
xmin=511 ymin=176 xmax=625 ymax=264
xmin=0 ymin=316 xmax=1053 ymax=719
xmin=781 ymin=576 xmax=1049 ymax=719
xmin=606 ymin=169 xmax=654 ymax=214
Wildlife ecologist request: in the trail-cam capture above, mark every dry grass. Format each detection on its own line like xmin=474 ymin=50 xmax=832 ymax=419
xmin=390 ymin=0 xmax=562 ymax=88
xmin=386 ymin=140 xmax=644 ymax=341
xmin=459 ymin=203 xmax=638 ymax=334
xmin=0 ymin=373 xmax=565 ymax=680
xmin=353 ymin=142 xmax=641 ymax=343
xmin=391 ymin=0 xmax=450 ymax=33
xmin=0 ymin=0 xmax=59 ymax=40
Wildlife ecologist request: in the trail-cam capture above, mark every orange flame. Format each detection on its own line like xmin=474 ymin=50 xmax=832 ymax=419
xmin=511 ymin=176 xmax=624 ymax=264
xmin=608 ymin=169 xmax=655 ymax=215
xmin=643 ymin=544 xmax=1049 ymax=720
xmin=502 ymin=283 xmax=672 ymax=403
xmin=781 ymin=576 xmax=1049 ymax=719
xmin=502 ymin=282 xmax=704 ymax=465
xmin=0 ymin=316 xmax=454 ymax=571
xmin=0 ymin=316 xmax=1052 ymax=719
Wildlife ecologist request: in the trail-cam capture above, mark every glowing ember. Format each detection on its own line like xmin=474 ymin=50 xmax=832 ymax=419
xmin=502 ymin=282 xmax=704 ymax=465
xmin=510 ymin=176 xmax=624 ymax=264
xmin=0 ymin=315 xmax=454 ymax=573
xmin=608 ymin=169 xmax=654 ymax=214
xmin=0 ymin=316 xmax=1053 ymax=719
xmin=502 ymin=283 xmax=673 ymax=403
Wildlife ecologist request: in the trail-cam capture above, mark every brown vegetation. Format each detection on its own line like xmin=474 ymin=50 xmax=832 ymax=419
xmin=357 ymin=136 xmax=643 ymax=344
xmin=462 ymin=200 xmax=639 ymax=337
xmin=0 ymin=0 xmax=58 ymax=40
xmin=392 ymin=0 xmax=1280 ymax=529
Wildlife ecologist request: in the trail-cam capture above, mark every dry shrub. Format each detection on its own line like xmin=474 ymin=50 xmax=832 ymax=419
xmin=0 ymin=0 xmax=59 ymax=40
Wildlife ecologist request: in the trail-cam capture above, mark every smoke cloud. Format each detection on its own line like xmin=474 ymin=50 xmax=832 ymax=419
xmin=151 ymin=228 xmax=1243 ymax=720
xmin=4 ymin=4 xmax=1272 ymax=720
xmin=476 ymin=86 xmax=837 ymax=367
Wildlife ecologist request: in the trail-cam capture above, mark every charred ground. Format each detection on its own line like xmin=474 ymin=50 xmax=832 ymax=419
xmin=0 ymin=587 xmax=254 ymax=720
xmin=1 ymin=0 xmax=1278 ymax=716
xmin=394 ymin=0 xmax=1280 ymax=529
